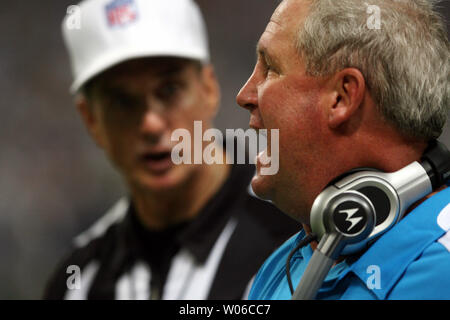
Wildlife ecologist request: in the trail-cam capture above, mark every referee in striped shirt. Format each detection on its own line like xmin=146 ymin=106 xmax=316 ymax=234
xmin=44 ymin=0 xmax=299 ymax=300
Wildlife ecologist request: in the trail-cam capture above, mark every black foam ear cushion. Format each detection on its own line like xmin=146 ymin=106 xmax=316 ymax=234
xmin=357 ymin=186 xmax=391 ymax=226
xmin=420 ymin=140 xmax=450 ymax=189
xmin=325 ymin=167 xmax=390 ymax=227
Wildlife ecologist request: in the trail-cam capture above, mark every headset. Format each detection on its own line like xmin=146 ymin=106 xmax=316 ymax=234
xmin=288 ymin=139 xmax=450 ymax=300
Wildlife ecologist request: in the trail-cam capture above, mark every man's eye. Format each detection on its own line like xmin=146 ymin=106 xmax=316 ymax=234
xmin=263 ymin=65 xmax=276 ymax=78
xmin=157 ymin=82 xmax=183 ymax=100
xmin=261 ymin=59 xmax=276 ymax=76
xmin=109 ymin=93 xmax=140 ymax=109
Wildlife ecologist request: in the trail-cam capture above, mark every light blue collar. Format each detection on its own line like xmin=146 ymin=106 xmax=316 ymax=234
xmin=341 ymin=187 xmax=450 ymax=299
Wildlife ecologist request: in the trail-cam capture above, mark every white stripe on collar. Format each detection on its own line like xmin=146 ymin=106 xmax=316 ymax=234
xmin=437 ymin=203 xmax=450 ymax=231
xmin=437 ymin=203 xmax=450 ymax=252
xmin=64 ymin=261 xmax=100 ymax=300
xmin=163 ymin=218 xmax=238 ymax=300
xmin=74 ymin=198 xmax=129 ymax=248
xmin=115 ymin=261 xmax=151 ymax=300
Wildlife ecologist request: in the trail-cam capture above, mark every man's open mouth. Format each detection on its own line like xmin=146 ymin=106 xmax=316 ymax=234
xmin=141 ymin=151 xmax=174 ymax=174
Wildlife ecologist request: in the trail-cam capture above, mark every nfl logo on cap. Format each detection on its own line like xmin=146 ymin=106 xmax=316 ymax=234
xmin=105 ymin=0 xmax=138 ymax=27
xmin=63 ymin=0 xmax=210 ymax=93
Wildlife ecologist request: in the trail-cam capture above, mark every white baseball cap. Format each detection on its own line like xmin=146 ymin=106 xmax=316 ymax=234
xmin=62 ymin=0 xmax=210 ymax=93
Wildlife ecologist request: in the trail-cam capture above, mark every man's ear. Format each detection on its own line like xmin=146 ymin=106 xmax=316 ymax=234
xmin=76 ymin=94 xmax=105 ymax=149
xmin=200 ymin=64 xmax=221 ymax=118
xmin=327 ymin=68 xmax=366 ymax=130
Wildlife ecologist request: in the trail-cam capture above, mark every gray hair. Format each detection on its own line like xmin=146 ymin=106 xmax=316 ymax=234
xmin=296 ymin=0 xmax=449 ymax=140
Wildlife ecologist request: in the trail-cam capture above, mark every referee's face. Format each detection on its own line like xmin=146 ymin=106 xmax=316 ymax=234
xmin=78 ymin=57 xmax=220 ymax=192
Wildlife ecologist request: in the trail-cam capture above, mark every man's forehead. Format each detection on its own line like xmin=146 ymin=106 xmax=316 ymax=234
xmin=269 ymin=0 xmax=311 ymax=31
xmin=257 ymin=16 xmax=286 ymax=52
xmin=258 ymin=0 xmax=310 ymax=47
xmin=95 ymin=57 xmax=199 ymax=88
xmin=90 ymin=57 xmax=200 ymax=94
xmin=106 ymin=57 xmax=193 ymax=78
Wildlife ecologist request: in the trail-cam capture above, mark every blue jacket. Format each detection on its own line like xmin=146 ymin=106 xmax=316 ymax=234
xmin=249 ymin=186 xmax=450 ymax=300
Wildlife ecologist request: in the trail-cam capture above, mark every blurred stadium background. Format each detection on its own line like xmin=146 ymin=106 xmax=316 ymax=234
xmin=0 ymin=0 xmax=449 ymax=299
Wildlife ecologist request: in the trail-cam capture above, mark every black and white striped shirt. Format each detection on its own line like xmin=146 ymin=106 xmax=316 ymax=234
xmin=44 ymin=163 xmax=300 ymax=300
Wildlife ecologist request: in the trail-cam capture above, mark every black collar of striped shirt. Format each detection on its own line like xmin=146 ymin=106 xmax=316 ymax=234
xmin=125 ymin=161 xmax=254 ymax=263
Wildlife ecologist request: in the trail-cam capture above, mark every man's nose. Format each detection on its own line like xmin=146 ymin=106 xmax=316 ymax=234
xmin=140 ymin=100 xmax=167 ymax=138
xmin=236 ymin=72 xmax=258 ymax=112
